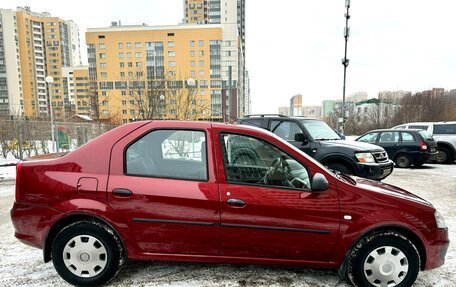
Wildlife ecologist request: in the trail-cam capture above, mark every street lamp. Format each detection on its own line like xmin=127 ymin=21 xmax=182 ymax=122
xmin=45 ymin=76 xmax=56 ymax=153
xmin=341 ymin=0 xmax=351 ymax=134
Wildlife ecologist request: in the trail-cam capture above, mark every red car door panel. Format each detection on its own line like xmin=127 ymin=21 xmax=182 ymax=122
xmin=107 ymin=122 xmax=220 ymax=256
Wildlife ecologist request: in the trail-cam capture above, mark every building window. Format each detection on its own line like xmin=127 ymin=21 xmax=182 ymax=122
xmin=136 ymin=62 xmax=142 ymax=67
xmin=100 ymin=72 xmax=107 ymax=78
xmin=168 ymin=41 xmax=175 ymax=47
xmin=226 ymin=51 xmax=231 ymax=56
xmin=122 ymin=109 xmax=127 ymax=115
xmin=127 ymin=62 xmax=132 ymax=67
xmin=120 ymin=72 xmax=125 ymax=77
xmin=119 ymin=52 xmax=124 ymax=58
xmin=190 ymin=61 xmax=195 ymax=67
xmin=127 ymin=52 xmax=132 ymax=58
xmin=120 ymin=62 xmax=125 ymax=68
xmin=168 ymin=51 xmax=175 ymax=57
xmin=198 ymin=50 xmax=204 ymax=56
xmin=199 ymin=70 xmax=205 ymax=76
xmin=225 ymin=41 xmax=231 ymax=46
xmin=199 ymin=60 xmax=204 ymax=66
xmin=121 ymin=91 xmax=126 ymax=96
xmin=126 ymin=42 xmax=131 ymax=48
xmin=189 ymin=40 xmax=195 ymax=47
xmin=100 ymin=62 xmax=107 ymax=68
xmin=190 ymin=71 xmax=196 ymax=77
xmin=199 ymin=40 xmax=204 ymax=47
xmin=135 ymin=42 xmax=142 ymax=48
xmin=99 ymin=53 xmax=106 ymax=59
xmin=190 ymin=50 xmax=195 ymax=57
xmin=135 ymin=52 xmax=142 ymax=58
xmin=122 ymin=100 xmax=127 ymax=105
xmin=118 ymin=43 xmax=123 ymax=49
xmin=99 ymin=43 xmax=105 ymax=49
xmin=169 ymin=61 xmax=176 ymax=67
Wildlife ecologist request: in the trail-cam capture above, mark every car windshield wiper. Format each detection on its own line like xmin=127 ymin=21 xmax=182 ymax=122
xmin=314 ymin=138 xmax=340 ymax=141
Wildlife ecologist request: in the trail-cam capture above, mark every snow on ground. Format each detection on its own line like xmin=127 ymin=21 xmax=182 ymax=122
xmin=0 ymin=164 xmax=454 ymax=286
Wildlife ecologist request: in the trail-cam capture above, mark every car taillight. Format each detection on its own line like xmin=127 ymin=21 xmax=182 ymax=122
xmin=419 ymin=141 xmax=428 ymax=152
xmin=15 ymin=161 xmax=23 ymax=202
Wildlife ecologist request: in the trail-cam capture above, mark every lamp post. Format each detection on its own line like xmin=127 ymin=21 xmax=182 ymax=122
xmin=159 ymin=94 xmax=165 ymax=119
xmin=45 ymin=76 xmax=56 ymax=153
xmin=341 ymin=0 xmax=351 ymax=134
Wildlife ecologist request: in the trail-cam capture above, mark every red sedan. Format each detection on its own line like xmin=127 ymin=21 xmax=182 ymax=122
xmin=11 ymin=121 xmax=448 ymax=286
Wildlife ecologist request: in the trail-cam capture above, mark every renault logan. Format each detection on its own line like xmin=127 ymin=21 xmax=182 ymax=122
xmin=11 ymin=121 xmax=448 ymax=286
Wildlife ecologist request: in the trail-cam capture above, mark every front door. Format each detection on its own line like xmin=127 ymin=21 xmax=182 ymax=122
xmin=215 ymin=131 xmax=340 ymax=261
xmin=107 ymin=127 xmax=220 ymax=256
xmin=270 ymin=120 xmax=315 ymax=156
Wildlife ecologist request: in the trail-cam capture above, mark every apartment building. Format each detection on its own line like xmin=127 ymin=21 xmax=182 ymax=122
xmin=290 ymin=94 xmax=302 ymax=116
xmin=0 ymin=6 xmax=81 ymax=119
xmin=86 ymin=22 xmax=241 ymax=123
xmin=184 ymin=0 xmax=247 ymax=120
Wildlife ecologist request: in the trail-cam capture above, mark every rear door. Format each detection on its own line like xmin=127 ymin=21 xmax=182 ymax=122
xmin=269 ymin=120 xmax=315 ymax=155
xmin=213 ymin=127 xmax=340 ymax=261
xmin=107 ymin=123 xmax=220 ymax=256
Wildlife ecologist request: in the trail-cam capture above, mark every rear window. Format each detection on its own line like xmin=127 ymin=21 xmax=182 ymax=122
xmin=418 ymin=130 xmax=433 ymax=140
xmin=434 ymin=124 xmax=456 ymax=134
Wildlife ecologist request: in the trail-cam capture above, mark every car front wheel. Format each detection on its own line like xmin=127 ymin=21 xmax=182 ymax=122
xmin=51 ymin=221 xmax=123 ymax=286
xmin=347 ymin=231 xmax=420 ymax=287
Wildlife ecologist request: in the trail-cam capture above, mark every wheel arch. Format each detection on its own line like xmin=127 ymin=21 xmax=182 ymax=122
xmin=337 ymin=224 xmax=426 ymax=280
xmin=43 ymin=212 xmax=127 ymax=263
xmin=320 ymin=154 xmax=356 ymax=173
xmin=437 ymin=141 xmax=456 ymax=157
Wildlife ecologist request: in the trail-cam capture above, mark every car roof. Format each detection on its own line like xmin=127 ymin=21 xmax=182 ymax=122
xmin=369 ymin=128 xmax=424 ymax=133
xmin=242 ymin=115 xmax=320 ymax=121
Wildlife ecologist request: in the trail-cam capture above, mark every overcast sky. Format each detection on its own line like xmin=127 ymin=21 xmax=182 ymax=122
xmin=5 ymin=0 xmax=456 ymax=113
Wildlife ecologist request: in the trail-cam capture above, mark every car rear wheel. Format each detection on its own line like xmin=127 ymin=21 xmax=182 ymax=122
xmin=52 ymin=221 xmax=123 ymax=286
xmin=327 ymin=162 xmax=352 ymax=175
xmin=347 ymin=231 xmax=420 ymax=287
xmin=395 ymin=154 xmax=411 ymax=168
xmin=436 ymin=146 xmax=454 ymax=164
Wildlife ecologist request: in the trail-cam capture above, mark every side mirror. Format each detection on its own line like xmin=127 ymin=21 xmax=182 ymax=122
xmin=294 ymin=133 xmax=309 ymax=145
xmin=311 ymin=173 xmax=329 ymax=192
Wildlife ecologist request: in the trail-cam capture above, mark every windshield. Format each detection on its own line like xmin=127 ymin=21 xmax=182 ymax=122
xmin=300 ymin=120 xmax=341 ymax=140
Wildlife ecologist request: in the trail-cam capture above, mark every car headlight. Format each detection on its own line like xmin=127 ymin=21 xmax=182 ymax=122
xmin=435 ymin=210 xmax=447 ymax=229
xmin=355 ymin=153 xmax=376 ymax=163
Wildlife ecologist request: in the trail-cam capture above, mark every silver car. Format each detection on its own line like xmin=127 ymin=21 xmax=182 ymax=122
xmin=393 ymin=121 xmax=456 ymax=164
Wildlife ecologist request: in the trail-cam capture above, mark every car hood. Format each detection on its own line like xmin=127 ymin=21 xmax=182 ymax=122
xmin=350 ymin=175 xmax=433 ymax=207
xmin=319 ymin=139 xmax=384 ymax=152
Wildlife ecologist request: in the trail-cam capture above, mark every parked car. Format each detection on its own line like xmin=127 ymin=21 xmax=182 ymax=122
xmin=393 ymin=121 xmax=456 ymax=164
xmin=356 ymin=129 xmax=438 ymax=168
xmin=238 ymin=114 xmax=394 ymax=180
xmin=11 ymin=121 xmax=448 ymax=287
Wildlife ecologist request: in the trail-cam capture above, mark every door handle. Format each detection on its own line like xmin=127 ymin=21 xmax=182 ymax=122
xmin=226 ymin=198 xmax=247 ymax=208
xmin=112 ymin=188 xmax=133 ymax=197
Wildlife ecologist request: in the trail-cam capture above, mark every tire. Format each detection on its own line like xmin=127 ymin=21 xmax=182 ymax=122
xmin=395 ymin=154 xmax=411 ymax=168
xmin=347 ymin=231 xmax=420 ymax=287
xmin=436 ymin=146 xmax=454 ymax=164
xmin=52 ymin=221 xmax=123 ymax=286
xmin=327 ymin=162 xmax=352 ymax=175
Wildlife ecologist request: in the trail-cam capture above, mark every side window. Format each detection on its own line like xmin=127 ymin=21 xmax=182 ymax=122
xmin=358 ymin=132 xmax=378 ymax=143
xmin=270 ymin=120 xmax=303 ymax=141
xmin=379 ymin=131 xmax=400 ymax=143
xmin=434 ymin=124 xmax=456 ymax=134
xmin=401 ymin=132 xmax=415 ymax=142
xmin=220 ymin=133 xmax=310 ymax=190
xmin=241 ymin=119 xmax=264 ymax=128
xmin=126 ymin=130 xmax=207 ymax=181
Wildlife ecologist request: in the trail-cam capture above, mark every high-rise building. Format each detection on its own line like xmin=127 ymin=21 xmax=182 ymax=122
xmin=244 ymin=70 xmax=251 ymax=115
xmin=303 ymin=105 xmax=322 ymax=118
xmin=86 ymin=22 xmax=240 ymax=124
xmin=62 ymin=66 xmax=89 ymax=116
xmin=184 ymin=0 xmax=246 ymax=120
xmin=278 ymin=106 xmax=290 ymax=116
xmin=321 ymin=100 xmax=336 ymax=117
xmin=0 ymin=6 xmax=81 ymax=119
xmin=378 ymin=90 xmax=411 ymax=104
xmin=347 ymin=91 xmax=368 ymax=103
xmin=290 ymin=94 xmax=302 ymax=116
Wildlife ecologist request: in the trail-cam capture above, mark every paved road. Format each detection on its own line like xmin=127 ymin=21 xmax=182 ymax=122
xmin=0 ymin=164 xmax=454 ymax=286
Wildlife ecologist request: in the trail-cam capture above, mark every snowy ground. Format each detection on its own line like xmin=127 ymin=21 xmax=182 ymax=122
xmin=0 ymin=164 xmax=454 ymax=286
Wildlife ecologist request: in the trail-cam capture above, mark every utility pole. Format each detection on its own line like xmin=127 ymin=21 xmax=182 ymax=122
xmin=341 ymin=0 xmax=351 ymax=134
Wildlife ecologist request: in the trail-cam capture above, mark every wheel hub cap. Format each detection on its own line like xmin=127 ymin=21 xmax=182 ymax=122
xmin=63 ymin=235 xmax=107 ymax=278
xmin=363 ymin=246 xmax=409 ymax=287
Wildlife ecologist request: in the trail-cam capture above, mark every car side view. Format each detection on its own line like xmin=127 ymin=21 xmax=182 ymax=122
xmin=356 ymin=129 xmax=438 ymax=168
xmin=11 ymin=121 xmax=448 ymax=287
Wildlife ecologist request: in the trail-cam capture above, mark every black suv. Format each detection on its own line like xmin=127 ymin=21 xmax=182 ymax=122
xmin=238 ymin=114 xmax=394 ymax=180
